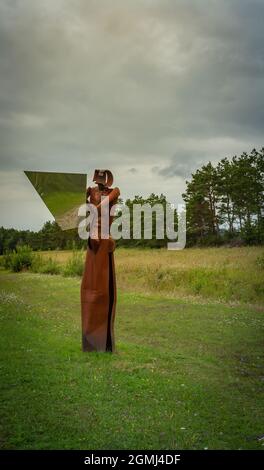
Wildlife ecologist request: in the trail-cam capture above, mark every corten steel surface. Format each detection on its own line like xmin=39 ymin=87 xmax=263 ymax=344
xmin=81 ymin=170 xmax=120 ymax=352
xmin=24 ymin=171 xmax=87 ymax=230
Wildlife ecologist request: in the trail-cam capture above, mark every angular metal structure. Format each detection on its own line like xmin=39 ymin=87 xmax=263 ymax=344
xmin=24 ymin=168 xmax=120 ymax=353
xmin=24 ymin=171 xmax=87 ymax=230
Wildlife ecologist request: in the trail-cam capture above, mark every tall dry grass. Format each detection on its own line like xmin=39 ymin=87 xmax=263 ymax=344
xmin=39 ymin=246 xmax=264 ymax=305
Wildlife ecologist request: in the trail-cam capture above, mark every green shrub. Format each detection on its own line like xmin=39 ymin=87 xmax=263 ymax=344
xmin=3 ymin=245 xmax=33 ymax=272
xmin=31 ymin=254 xmax=61 ymax=275
xmin=39 ymin=258 xmax=61 ymax=275
xmin=2 ymin=250 xmax=13 ymax=269
xmin=63 ymin=250 xmax=84 ymax=277
xmin=30 ymin=254 xmax=43 ymax=273
xmin=256 ymin=253 xmax=264 ymax=270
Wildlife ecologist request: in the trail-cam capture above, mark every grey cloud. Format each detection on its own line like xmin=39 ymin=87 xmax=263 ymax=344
xmin=153 ymin=149 xmax=206 ymax=179
xmin=128 ymin=168 xmax=137 ymax=174
xmin=0 ymin=0 xmax=263 ymax=228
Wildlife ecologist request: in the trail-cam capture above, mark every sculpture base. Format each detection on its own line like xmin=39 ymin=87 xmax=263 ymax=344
xmin=81 ymin=240 xmax=116 ymax=353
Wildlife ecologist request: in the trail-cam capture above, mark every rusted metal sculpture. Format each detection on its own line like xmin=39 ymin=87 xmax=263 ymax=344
xmin=81 ymin=170 xmax=120 ymax=352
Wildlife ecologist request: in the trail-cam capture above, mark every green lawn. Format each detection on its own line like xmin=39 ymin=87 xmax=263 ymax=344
xmin=0 ymin=270 xmax=263 ymax=449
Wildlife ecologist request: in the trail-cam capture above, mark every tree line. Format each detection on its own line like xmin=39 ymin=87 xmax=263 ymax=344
xmin=0 ymin=147 xmax=263 ymax=253
xmin=0 ymin=222 xmax=84 ymax=254
xmin=183 ymin=147 xmax=264 ymax=246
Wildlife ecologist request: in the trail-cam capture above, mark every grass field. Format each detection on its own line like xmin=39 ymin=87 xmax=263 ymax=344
xmin=41 ymin=246 xmax=264 ymax=305
xmin=0 ymin=247 xmax=264 ymax=449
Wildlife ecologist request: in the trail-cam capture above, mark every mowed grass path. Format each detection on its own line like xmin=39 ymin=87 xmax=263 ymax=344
xmin=0 ymin=271 xmax=264 ymax=449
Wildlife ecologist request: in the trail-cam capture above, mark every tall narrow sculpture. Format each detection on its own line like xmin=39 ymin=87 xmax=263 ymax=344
xmin=81 ymin=170 xmax=120 ymax=352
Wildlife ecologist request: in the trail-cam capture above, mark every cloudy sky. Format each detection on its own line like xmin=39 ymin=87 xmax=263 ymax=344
xmin=0 ymin=0 xmax=263 ymax=230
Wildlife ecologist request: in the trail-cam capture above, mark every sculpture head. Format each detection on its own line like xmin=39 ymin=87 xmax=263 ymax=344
xmin=93 ymin=169 xmax=113 ymax=188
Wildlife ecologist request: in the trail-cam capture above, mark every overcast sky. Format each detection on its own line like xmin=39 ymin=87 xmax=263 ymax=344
xmin=0 ymin=0 xmax=263 ymax=230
